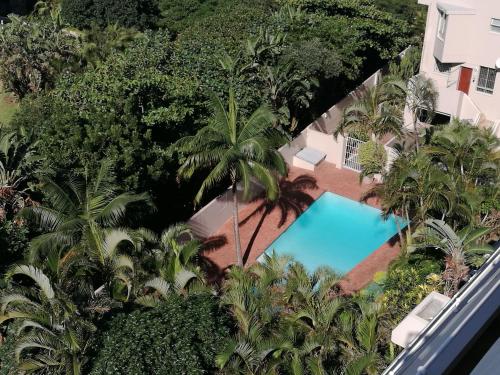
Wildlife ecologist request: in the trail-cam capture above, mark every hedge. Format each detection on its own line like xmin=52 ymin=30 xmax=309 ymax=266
xmin=88 ymin=294 xmax=231 ymax=375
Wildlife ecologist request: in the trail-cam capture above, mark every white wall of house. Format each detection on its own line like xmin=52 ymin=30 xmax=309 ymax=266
xmin=418 ymin=0 xmax=500 ymax=134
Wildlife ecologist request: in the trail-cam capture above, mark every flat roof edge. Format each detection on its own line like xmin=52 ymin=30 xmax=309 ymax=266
xmin=383 ymin=245 xmax=500 ymax=374
xmin=437 ymin=1 xmax=476 ymax=15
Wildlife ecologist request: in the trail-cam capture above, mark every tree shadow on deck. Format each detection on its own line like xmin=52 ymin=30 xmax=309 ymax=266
xmin=240 ymin=174 xmax=319 ymax=265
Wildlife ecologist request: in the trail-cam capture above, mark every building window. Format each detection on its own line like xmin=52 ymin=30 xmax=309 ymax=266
xmin=491 ymin=18 xmax=500 ymax=33
xmin=437 ymin=10 xmax=448 ymax=39
xmin=476 ymin=66 xmax=497 ymax=94
xmin=434 ymin=59 xmax=459 ymax=74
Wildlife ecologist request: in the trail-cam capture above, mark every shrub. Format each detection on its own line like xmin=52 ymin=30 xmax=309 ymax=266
xmin=87 ymin=294 xmax=231 ymax=375
xmin=358 ymin=140 xmax=387 ymax=177
xmin=61 ymin=0 xmax=158 ymax=29
xmin=380 ymin=258 xmax=443 ymax=324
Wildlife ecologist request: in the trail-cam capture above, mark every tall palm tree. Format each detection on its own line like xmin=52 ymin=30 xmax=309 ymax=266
xmin=0 ymin=265 xmax=95 ymax=375
xmin=334 ymin=83 xmax=403 ymax=141
xmin=410 ymin=219 xmax=493 ymax=295
xmin=389 ymin=75 xmax=437 ymax=150
xmin=363 ymin=152 xmax=451 ymax=235
xmin=178 ymin=89 xmax=287 ymax=266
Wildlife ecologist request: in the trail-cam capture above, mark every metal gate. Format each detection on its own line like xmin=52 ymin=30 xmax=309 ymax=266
xmin=343 ymin=137 xmax=364 ymax=172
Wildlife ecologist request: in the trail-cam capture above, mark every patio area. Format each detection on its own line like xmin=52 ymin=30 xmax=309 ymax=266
xmin=202 ymin=162 xmax=401 ymax=293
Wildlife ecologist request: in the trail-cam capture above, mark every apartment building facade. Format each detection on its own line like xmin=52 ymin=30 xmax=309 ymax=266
xmin=418 ymin=0 xmax=500 ymax=136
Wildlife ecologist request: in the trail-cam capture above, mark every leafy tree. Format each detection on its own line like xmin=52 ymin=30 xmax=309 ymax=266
xmin=0 ymin=220 xmax=29 ymax=273
xmin=379 ymin=254 xmax=443 ymax=323
xmin=410 ymin=219 xmax=493 ymax=295
xmin=88 ymin=294 xmax=230 ymax=375
xmin=178 ymin=89 xmax=287 ymax=266
xmin=0 ymin=128 xmax=39 ymax=273
xmin=13 ymin=30 xmax=205 ymax=200
xmin=157 ymin=0 xmax=223 ymax=33
xmin=0 ymin=15 xmax=79 ymax=98
xmin=75 ymin=23 xmax=141 ymax=67
xmin=0 ymin=333 xmax=17 ymax=375
xmin=61 ymin=0 xmax=158 ymax=29
xmin=0 ymin=265 xmax=95 ymax=375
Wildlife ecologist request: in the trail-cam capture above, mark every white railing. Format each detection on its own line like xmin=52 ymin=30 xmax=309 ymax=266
xmin=459 ymin=93 xmax=482 ymax=125
xmin=343 ymin=137 xmax=365 ymax=172
xmin=446 ymin=66 xmax=460 ymax=88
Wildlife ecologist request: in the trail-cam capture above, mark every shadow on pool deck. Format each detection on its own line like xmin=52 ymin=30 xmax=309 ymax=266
xmin=201 ymin=162 xmax=401 ymax=292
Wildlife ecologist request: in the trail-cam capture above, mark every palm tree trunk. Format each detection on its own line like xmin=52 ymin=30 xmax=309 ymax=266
xmin=413 ymin=113 xmax=420 ymax=151
xmin=232 ymin=183 xmax=243 ymax=266
xmin=395 ymin=216 xmax=404 ymax=253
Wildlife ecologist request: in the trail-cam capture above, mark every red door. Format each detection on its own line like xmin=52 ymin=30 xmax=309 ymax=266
xmin=458 ymin=67 xmax=473 ymax=94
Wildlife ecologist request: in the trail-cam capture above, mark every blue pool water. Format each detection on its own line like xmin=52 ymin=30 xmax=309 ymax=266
xmin=259 ymin=192 xmax=406 ymax=274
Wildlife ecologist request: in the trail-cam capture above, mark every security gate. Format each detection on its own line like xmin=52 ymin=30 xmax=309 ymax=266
xmin=343 ymin=137 xmax=364 ymax=172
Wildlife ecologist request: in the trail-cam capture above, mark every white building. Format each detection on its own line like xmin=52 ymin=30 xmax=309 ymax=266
xmin=417 ymin=0 xmax=500 ymax=136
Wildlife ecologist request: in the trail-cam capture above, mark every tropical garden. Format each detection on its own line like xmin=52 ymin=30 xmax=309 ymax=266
xmin=0 ymin=0 xmax=498 ymax=374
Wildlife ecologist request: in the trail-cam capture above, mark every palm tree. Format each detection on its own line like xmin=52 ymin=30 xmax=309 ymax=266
xmin=217 ymin=254 xmax=344 ymax=374
xmin=21 ymin=161 xmax=150 ymax=260
xmin=337 ymin=300 xmax=386 ymax=375
xmin=334 ymin=83 xmax=403 ymax=141
xmin=389 ymin=75 xmax=437 ymax=150
xmin=135 ymin=224 xmax=210 ymax=306
xmin=410 ymin=219 xmax=493 ymax=295
xmin=427 ymin=119 xmax=499 ymax=184
xmin=260 ymin=63 xmax=318 ymax=130
xmin=20 ymin=161 xmax=151 ymax=299
xmin=0 ymin=265 xmax=95 ymax=375
xmin=363 ymin=152 xmax=451 ymax=235
xmin=178 ymin=89 xmax=287 ymax=266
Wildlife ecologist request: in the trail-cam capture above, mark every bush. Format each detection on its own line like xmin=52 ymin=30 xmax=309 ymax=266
xmin=87 ymin=294 xmax=231 ymax=375
xmin=380 ymin=258 xmax=443 ymax=324
xmin=61 ymin=0 xmax=158 ymax=29
xmin=358 ymin=140 xmax=387 ymax=177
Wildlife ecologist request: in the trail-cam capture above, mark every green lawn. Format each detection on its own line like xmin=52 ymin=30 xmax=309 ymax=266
xmin=0 ymin=90 xmax=19 ymax=126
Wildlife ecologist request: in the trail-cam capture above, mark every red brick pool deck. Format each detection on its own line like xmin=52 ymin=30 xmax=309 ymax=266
xmin=202 ymin=162 xmax=401 ymax=293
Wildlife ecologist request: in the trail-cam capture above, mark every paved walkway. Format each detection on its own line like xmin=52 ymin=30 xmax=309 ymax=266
xmin=202 ymin=162 xmax=400 ymax=293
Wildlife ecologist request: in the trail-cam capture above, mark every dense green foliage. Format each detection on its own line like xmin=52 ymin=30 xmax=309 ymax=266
xmin=358 ymin=140 xmax=387 ymax=178
xmin=1 ymin=1 xmax=497 ymax=374
xmin=15 ymin=31 xmax=204 ymax=197
xmin=0 ymin=16 xmax=79 ymax=98
xmin=61 ymin=0 xmax=158 ymax=29
xmin=88 ymin=295 xmax=230 ymax=375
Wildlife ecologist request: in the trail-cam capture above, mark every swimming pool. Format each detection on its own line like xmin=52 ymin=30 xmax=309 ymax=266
xmin=259 ymin=192 xmax=405 ymax=274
